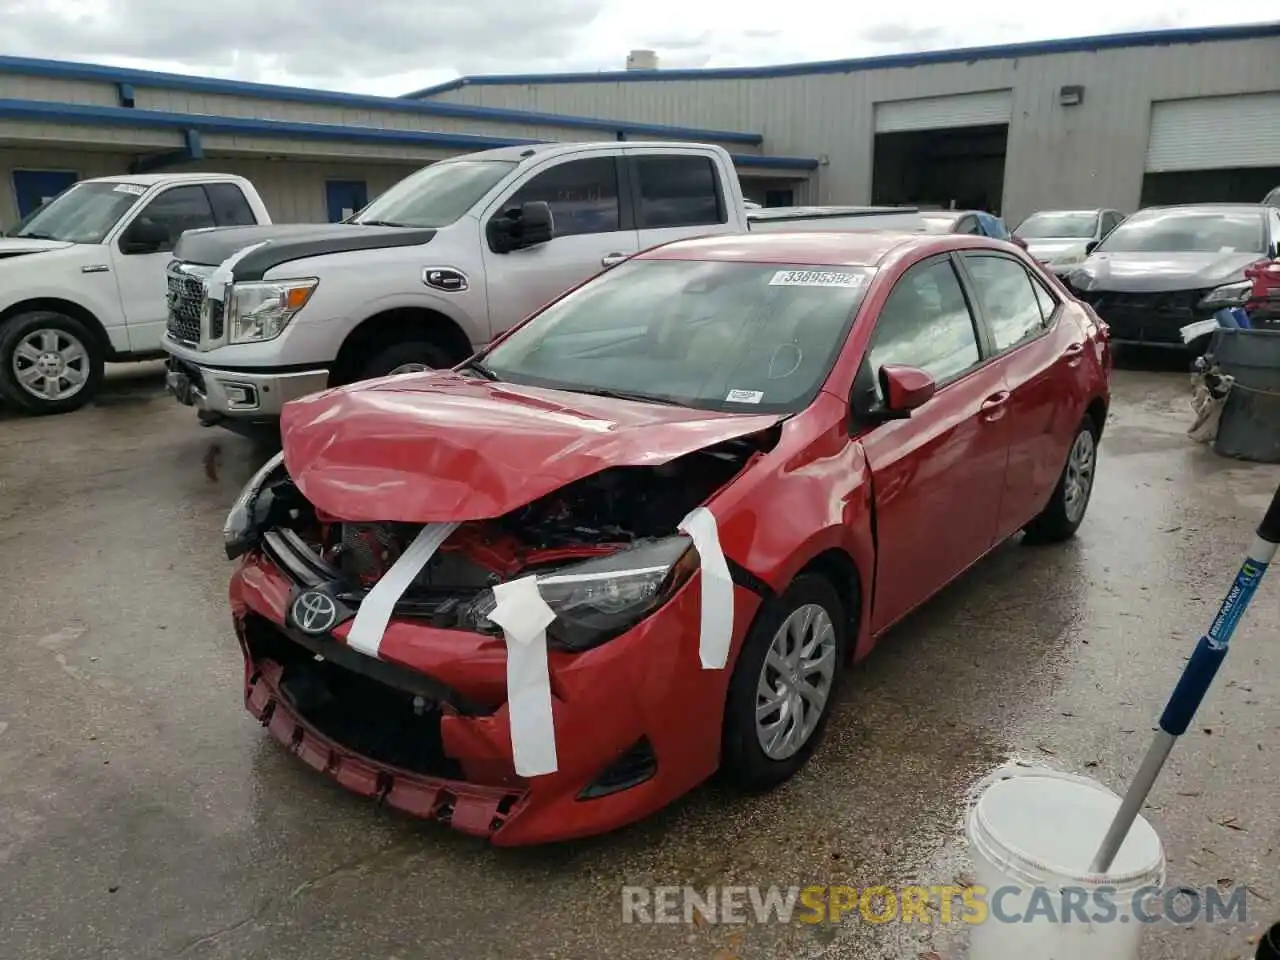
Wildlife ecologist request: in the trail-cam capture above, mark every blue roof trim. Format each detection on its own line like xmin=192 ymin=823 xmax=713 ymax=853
xmin=0 ymin=54 xmax=763 ymax=145
xmin=0 ymin=98 xmax=814 ymax=170
xmin=407 ymin=21 xmax=1280 ymax=94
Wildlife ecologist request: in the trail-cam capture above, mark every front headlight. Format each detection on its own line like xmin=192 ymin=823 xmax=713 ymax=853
xmin=1197 ymin=280 xmax=1252 ymax=310
xmin=227 ymin=279 xmax=318 ymax=343
xmin=1067 ymin=268 xmax=1096 ymax=291
xmin=224 ymin=451 xmax=286 ymax=559
xmin=1050 ymin=252 xmax=1084 ymax=267
xmin=458 ymin=536 xmax=700 ymax=651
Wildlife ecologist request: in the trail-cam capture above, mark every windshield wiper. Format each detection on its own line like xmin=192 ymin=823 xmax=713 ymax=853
xmin=460 ymin=358 xmax=500 ymax=381
xmin=14 ymin=231 xmax=57 ymax=240
xmin=356 ymin=219 xmax=412 ymax=228
xmin=567 ymin=386 xmax=685 ymax=406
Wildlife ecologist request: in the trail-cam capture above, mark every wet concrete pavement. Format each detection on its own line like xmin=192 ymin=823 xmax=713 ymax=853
xmin=1 ymin=360 xmax=1277 ymax=960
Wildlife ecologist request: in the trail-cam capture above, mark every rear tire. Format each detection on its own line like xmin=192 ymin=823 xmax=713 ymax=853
xmin=355 ymin=340 xmax=455 ymax=381
xmin=721 ymin=574 xmax=847 ymax=790
xmin=0 ymin=311 xmax=104 ymax=415
xmin=1023 ymin=413 xmax=1100 ymax=544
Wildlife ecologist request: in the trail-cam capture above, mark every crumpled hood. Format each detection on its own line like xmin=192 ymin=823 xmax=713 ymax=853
xmin=280 ymin=372 xmax=784 ymax=522
xmin=0 ymin=236 xmax=74 ymax=258
xmin=1070 ymin=251 xmax=1261 ymax=292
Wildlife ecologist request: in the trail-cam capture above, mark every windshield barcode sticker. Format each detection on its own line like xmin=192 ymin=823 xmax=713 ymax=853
xmin=725 ymin=389 xmax=764 ymax=404
xmin=114 ymin=183 xmax=146 ymax=195
xmin=769 ymin=270 xmax=864 ymax=287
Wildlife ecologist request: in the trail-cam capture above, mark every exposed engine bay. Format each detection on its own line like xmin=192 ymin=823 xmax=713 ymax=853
xmin=256 ymin=435 xmax=765 ymax=629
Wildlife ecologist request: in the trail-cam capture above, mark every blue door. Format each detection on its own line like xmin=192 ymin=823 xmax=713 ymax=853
xmin=325 ymin=180 xmax=368 ymax=222
xmin=12 ymin=170 xmax=79 ymax=218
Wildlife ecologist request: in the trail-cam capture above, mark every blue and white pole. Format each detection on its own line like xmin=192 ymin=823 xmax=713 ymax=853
xmin=1090 ymin=482 xmax=1280 ymax=875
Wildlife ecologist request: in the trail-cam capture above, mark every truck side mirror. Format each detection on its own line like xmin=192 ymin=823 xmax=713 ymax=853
xmin=487 ymin=201 xmax=554 ymax=254
xmin=120 ymin=218 xmax=170 ymax=254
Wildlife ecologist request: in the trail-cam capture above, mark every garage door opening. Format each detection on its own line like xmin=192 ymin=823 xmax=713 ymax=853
xmin=872 ymin=123 xmax=1009 ymax=214
xmin=1141 ymin=167 xmax=1280 ymax=206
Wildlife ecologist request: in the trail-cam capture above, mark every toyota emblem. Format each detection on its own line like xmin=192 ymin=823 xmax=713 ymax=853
xmin=291 ymin=590 xmax=339 ymax=635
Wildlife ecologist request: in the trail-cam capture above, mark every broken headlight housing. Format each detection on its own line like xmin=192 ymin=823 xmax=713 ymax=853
xmin=459 ymin=535 xmax=700 ymax=651
xmin=1197 ymin=279 xmax=1253 ymax=310
xmin=227 ymin=278 xmax=318 ymax=343
xmin=224 ymin=451 xmax=286 ymax=560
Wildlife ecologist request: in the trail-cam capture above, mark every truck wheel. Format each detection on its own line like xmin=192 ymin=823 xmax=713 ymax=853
xmin=356 ymin=341 xmax=455 ymax=381
xmin=0 ymin=311 xmax=104 ymax=415
xmin=1023 ymin=412 xmax=1100 ymax=544
xmin=721 ymin=573 xmax=847 ymax=790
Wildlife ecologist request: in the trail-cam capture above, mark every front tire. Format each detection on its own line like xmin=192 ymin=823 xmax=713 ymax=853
xmin=356 ymin=340 xmax=455 ymax=381
xmin=1023 ymin=413 xmax=1100 ymax=543
xmin=721 ymin=574 xmax=847 ymax=790
xmin=0 ymin=311 xmax=104 ymax=415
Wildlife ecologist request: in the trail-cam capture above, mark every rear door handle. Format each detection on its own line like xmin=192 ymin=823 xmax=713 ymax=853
xmin=980 ymin=391 xmax=1010 ymax=421
xmin=601 ymin=253 xmax=628 ymax=268
xmin=1062 ymin=342 xmax=1085 ymax=365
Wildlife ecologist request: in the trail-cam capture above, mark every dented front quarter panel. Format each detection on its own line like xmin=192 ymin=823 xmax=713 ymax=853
xmin=706 ymin=392 xmax=877 ymax=661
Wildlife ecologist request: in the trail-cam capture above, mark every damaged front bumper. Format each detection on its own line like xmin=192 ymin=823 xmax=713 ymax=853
xmin=230 ymin=538 xmax=762 ymax=845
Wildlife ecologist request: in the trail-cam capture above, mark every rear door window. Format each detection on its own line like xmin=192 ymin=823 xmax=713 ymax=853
xmin=632 ymin=155 xmax=726 ymax=229
xmin=206 ymin=183 xmax=257 ymax=226
xmin=962 ymin=254 xmax=1049 ymax=352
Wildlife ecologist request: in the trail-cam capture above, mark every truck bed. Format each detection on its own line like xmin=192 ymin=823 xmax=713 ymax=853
xmin=746 ymin=206 xmax=926 ymax=234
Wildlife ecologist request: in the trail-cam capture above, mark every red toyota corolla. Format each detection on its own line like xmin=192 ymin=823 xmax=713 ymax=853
xmin=225 ymin=230 xmax=1111 ymax=845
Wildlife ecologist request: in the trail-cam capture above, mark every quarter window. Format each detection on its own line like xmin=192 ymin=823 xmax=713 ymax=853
xmin=633 ymin=155 xmax=726 ymax=229
xmin=505 ymin=158 xmax=621 ymax=237
xmin=963 ymin=254 xmax=1048 ymax=352
xmin=864 ymin=258 xmax=983 ymax=397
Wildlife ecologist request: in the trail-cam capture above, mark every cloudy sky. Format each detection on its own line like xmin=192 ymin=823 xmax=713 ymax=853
xmin=0 ymin=0 xmax=1268 ymax=97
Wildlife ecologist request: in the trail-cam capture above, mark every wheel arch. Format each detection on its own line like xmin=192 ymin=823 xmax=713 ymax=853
xmin=330 ymin=306 xmax=475 ymax=385
xmin=0 ymin=298 xmax=112 ymax=358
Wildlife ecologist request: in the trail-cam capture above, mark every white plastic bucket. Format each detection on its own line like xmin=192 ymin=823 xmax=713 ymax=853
xmin=965 ymin=764 xmax=1166 ymax=960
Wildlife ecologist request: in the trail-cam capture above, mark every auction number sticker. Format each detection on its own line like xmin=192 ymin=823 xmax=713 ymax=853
xmin=725 ymin=388 xmax=764 ymax=404
xmin=769 ymin=270 xmax=865 ymax=287
xmin=114 ymin=183 xmax=146 ymax=195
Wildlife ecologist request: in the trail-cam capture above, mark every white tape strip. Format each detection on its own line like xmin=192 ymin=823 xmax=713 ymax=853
xmin=205 ymin=240 xmax=270 ymax=302
xmin=678 ymin=506 xmax=735 ymax=669
xmin=345 ymin=522 xmax=459 ymax=657
xmin=487 ymin=576 xmax=559 ymax=777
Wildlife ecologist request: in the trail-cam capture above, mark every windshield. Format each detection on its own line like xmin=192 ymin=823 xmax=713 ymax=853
xmin=481 ymin=259 xmax=875 ymax=413
xmin=1095 ymin=209 xmax=1265 ymax=254
xmin=8 ymin=181 xmax=143 ymax=243
xmin=1015 ymin=212 xmax=1098 ymax=240
xmin=352 ymin=160 xmax=517 ymax=228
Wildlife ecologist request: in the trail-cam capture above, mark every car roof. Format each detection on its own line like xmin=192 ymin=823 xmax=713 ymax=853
xmin=635 ymin=230 xmax=995 ymax=267
xmin=1134 ymin=203 xmax=1267 ymax=215
xmin=1024 ymin=208 xmax=1105 ymax=216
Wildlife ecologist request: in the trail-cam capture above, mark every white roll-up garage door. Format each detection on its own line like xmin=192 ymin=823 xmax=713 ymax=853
xmin=874 ymin=90 xmax=1013 ymax=133
xmin=1146 ymin=93 xmax=1280 ymax=171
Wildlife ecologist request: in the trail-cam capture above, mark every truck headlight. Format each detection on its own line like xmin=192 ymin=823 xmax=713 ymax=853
xmin=458 ymin=536 xmax=700 ymax=651
xmin=227 ymin=279 xmax=318 ymax=343
xmin=1197 ymin=280 xmax=1252 ymax=310
xmin=224 ymin=451 xmax=286 ymax=559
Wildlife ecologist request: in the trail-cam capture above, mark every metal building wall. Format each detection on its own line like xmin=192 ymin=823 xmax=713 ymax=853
xmin=424 ymin=35 xmax=1280 ymax=222
xmin=0 ymin=146 xmax=421 ymax=226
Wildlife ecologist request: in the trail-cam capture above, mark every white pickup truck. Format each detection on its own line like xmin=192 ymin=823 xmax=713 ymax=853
xmin=0 ymin=173 xmax=271 ymax=414
xmin=160 ymin=141 xmax=925 ymax=433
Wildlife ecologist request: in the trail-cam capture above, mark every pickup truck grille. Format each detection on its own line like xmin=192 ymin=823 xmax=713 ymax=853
xmin=165 ymin=262 xmax=222 ymax=345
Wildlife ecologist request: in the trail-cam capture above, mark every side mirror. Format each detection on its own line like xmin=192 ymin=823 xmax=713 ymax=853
xmin=1085 ymin=240 xmax=1099 ymax=256
xmin=879 ymin=364 xmax=936 ymax=416
xmin=121 ymin=218 xmax=170 ymax=254
xmin=487 ymin=200 xmax=554 ymax=253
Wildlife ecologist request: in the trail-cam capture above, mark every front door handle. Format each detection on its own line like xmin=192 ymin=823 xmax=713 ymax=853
xmin=1061 ymin=342 xmax=1085 ymax=366
xmin=601 ymin=253 xmax=628 ymax=268
xmin=980 ymin=391 xmax=1010 ymax=421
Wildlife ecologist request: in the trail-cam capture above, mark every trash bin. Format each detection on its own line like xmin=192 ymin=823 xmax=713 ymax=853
xmin=1209 ymin=327 xmax=1280 ymax=463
